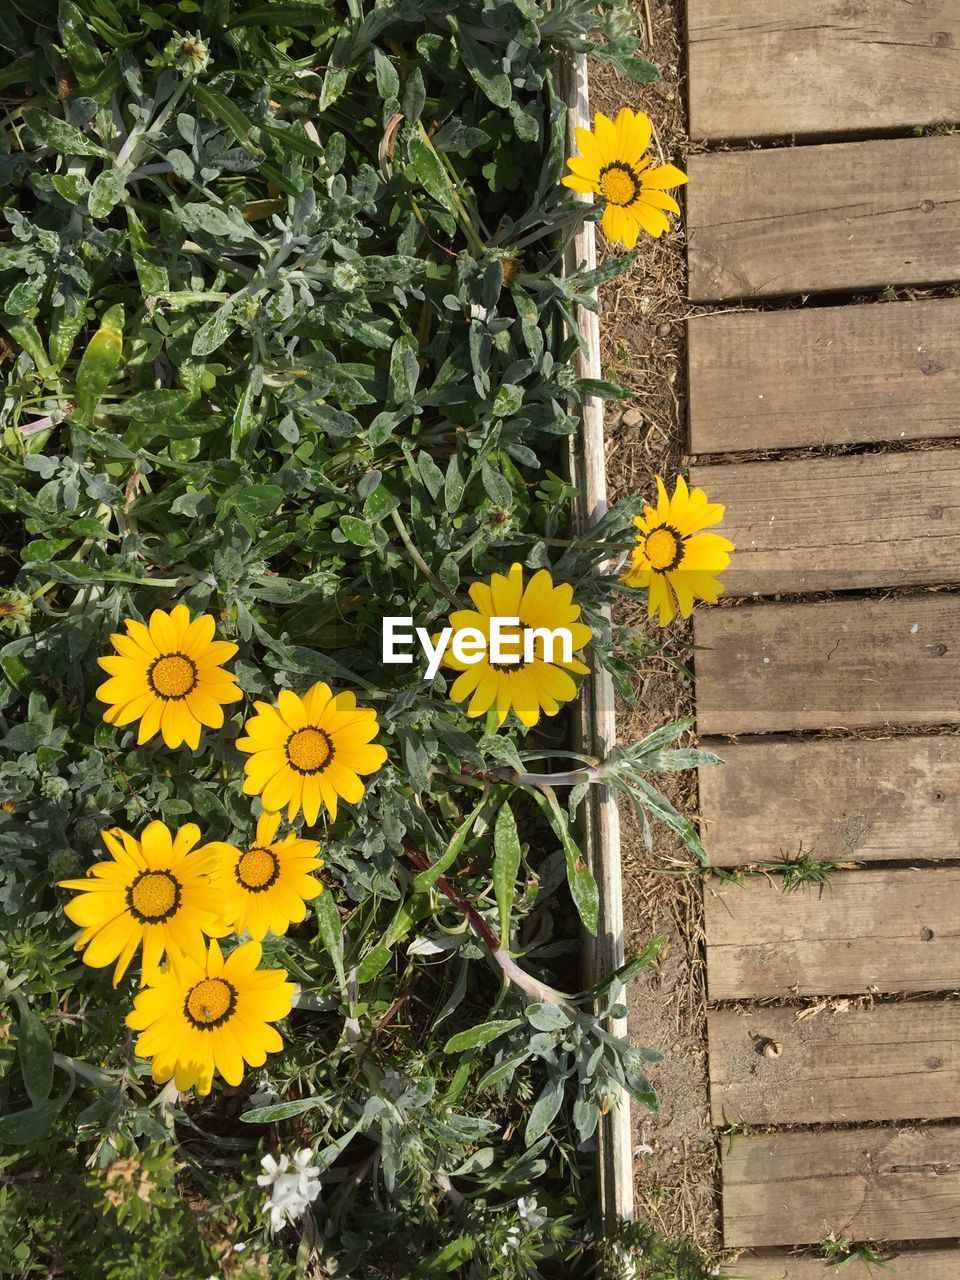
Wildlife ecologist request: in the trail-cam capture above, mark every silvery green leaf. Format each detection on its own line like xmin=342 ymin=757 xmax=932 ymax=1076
xmin=524 ymin=1002 xmax=571 ymax=1033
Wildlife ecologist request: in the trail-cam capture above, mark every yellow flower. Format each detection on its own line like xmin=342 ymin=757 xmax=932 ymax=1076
xmin=620 ymin=476 xmax=734 ymax=626
xmin=210 ymin=812 xmax=324 ymax=941
xmin=96 ymin=604 xmax=243 ymax=750
xmin=442 ymin=562 xmax=592 ymax=728
xmin=236 ymin=683 xmax=387 ymax=826
xmin=58 ymin=821 xmax=227 ymax=985
xmin=126 ymin=939 xmax=295 ymax=1095
xmin=562 ymin=107 xmax=687 ymax=248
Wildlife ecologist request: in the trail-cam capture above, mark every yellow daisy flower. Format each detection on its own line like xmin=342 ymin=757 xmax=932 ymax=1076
xmin=126 ymin=939 xmax=295 ymax=1095
xmin=96 ymin=604 xmax=243 ymax=751
xmin=58 ymin=821 xmax=227 ymax=985
xmin=210 ymin=811 xmax=324 ymax=941
xmin=236 ymin=683 xmax=387 ymax=826
xmin=442 ymin=562 xmax=592 ymax=728
xmin=620 ymin=476 xmax=734 ymax=626
xmin=562 ymin=107 xmax=687 ymax=248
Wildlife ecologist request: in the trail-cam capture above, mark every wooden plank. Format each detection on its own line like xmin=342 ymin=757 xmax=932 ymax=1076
xmin=721 ymin=1249 xmax=960 ymax=1279
xmin=694 ymin=596 xmax=960 ymax=735
xmin=687 ymin=137 xmax=960 ymax=302
xmin=705 ymin=868 xmax=960 ymax=1001
xmin=708 ymin=1003 xmax=960 ymax=1126
xmin=690 ymin=449 xmax=960 ymax=596
xmin=687 ymin=299 xmax=960 ymax=454
xmin=722 ymin=1125 xmax=960 ymax=1247
xmin=699 ymin=737 xmax=960 ymax=866
xmin=687 ymin=1 xmax=960 ymax=141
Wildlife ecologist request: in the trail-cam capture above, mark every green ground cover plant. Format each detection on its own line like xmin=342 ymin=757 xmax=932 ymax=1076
xmin=0 ymin=1 xmax=726 ymax=1275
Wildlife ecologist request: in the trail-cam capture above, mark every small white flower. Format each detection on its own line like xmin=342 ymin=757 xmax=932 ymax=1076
xmin=501 ymin=1225 xmax=522 ymax=1254
xmin=517 ymin=1196 xmax=548 ymax=1230
xmin=257 ymin=1148 xmax=322 ymax=1234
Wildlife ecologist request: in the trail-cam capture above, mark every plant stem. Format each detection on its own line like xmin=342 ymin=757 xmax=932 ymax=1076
xmin=388 ymin=510 xmax=463 ymax=608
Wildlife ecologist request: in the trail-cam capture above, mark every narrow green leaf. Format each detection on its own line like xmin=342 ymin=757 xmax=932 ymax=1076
xmin=314 ymin=889 xmax=346 ymax=995
xmin=412 ymin=795 xmax=487 ymax=892
xmin=443 ymin=1018 xmax=522 ymax=1054
xmin=492 ymin=802 xmax=522 ymax=946
xmin=527 ymin=785 xmax=599 ymax=936
xmin=16 ymin=1006 xmax=54 ymax=1104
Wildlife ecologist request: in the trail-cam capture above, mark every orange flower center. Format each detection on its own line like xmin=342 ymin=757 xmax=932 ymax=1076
xmin=598 ymin=162 xmax=640 ymax=207
xmin=148 ymin=653 xmax=198 ymax=700
xmin=645 ymin=525 xmax=684 ymax=573
xmin=285 ymin=727 xmax=334 ymax=775
xmin=236 ymin=846 xmax=280 ymax=892
xmin=184 ymin=977 xmax=236 ymax=1028
xmin=127 ymin=870 xmax=181 ymax=922
xmin=489 ymin=623 xmax=532 ymax=673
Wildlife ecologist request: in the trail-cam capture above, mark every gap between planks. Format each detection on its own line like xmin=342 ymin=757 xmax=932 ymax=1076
xmin=687 ymin=0 xmax=960 ymax=141
xmin=687 ymin=298 xmax=960 ymax=455
xmin=704 ymin=867 xmax=960 ymax=1001
xmin=686 ymin=136 xmax=960 ymax=302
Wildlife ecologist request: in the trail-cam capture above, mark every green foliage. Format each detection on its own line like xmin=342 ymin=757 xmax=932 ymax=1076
xmin=0 ymin=0 xmax=720 ymax=1275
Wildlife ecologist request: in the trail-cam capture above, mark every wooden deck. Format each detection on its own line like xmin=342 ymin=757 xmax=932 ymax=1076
xmin=683 ymin=3 xmax=960 ymax=1273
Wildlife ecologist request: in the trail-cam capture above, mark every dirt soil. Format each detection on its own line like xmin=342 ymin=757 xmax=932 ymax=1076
xmin=590 ymin=0 xmax=721 ymax=1251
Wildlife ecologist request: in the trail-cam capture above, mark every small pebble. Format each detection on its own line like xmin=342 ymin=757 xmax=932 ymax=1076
xmin=657 ymin=321 xmax=671 ymax=338
xmin=620 ymin=408 xmax=644 ymax=428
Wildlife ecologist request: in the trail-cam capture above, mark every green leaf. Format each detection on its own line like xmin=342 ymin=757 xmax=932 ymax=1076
xmin=373 ymin=47 xmax=399 ymax=102
xmin=524 ymin=1002 xmax=570 ymax=1033
xmin=126 ymin=207 xmax=169 ymax=295
xmin=240 ymin=1096 xmax=329 ymax=1124
xmin=87 ymin=168 xmax=126 ymax=219
xmin=524 ymin=1072 xmax=564 ymax=1144
xmin=16 ymin=1006 xmax=54 ymax=1104
xmin=492 ymin=802 xmax=522 ymax=946
xmin=449 ymin=19 xmax=511 ymax=108
xmin=24 ymin=108 xmax=108 ymax=157
xmin=412 ymin=795 xmax=487 ymax=892
xmin=443 ymin=1018 xmax=522 ymax=1054
xmin=314 ymin=889 xmax=346 ymax=995
xmin=526 ymin=785 xmax=599 ymax=936
xmin=226 ymin=2 xmax=332 ymax=28
xmin=406 ymin=135 xmax=456 ymax=214
xmin=339 ymin=515 xmax=376 ymax=546
xmin=74 ymin=303 xmax=124 ymax=425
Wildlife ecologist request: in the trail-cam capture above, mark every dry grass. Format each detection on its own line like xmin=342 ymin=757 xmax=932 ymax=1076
xmin=589 ymin=0 xmax=721 ymax=1252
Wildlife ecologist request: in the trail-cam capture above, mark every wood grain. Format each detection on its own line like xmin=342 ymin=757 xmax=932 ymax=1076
xmin=690 ymin=449 xmax=960 ymax=596
xmin=722 ymin=1125 xmax=960 ymax=1247
xmin=687 ymin=1 xmax=960 ymax=141
xmin=687 ymin=137 xmax=960 ymax=301
xmin=705 ymin=869 xmax=960 ymax=1000
xmin=721 ymin=1249 xmax=960 ymax=1279
xmin=694 ymin=596 xmax=960 ymax=735
xmin=708 ymin=1003 xmax=960 ymax=1126
xmin=687 ymin=299 xmax=960 ymax=454
xmin=698 ymin=736 xmax=960 ymax=866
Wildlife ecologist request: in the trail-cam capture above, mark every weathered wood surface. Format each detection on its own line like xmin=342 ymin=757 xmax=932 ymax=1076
xmin=722 ymin=1125 xmax=960 ymax=1247
xmin=687 ymin=137 xmax=960 ymax=301
xmin=698 ymin=736 xmax=960 ymax=866
xmin=690 ymin=449 xmax=960 ymax=596
xmin=694 ymin=596 xmax=960 ymax=735
xmin=687 ymin=1 xmax=960 ymax=141
xmin=705 ymin=869 xmax=960 ymax=1000
xmin=687 ymin=299 xmax=960 ymax=454
xmin=721 ymin=1249 xmax=960 ymax=1279
xmin=708 ymin=1003 xmax=960 ymax=1125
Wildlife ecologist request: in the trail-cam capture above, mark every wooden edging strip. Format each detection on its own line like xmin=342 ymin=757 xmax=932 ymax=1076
xmin=559 ymin=52 xmax=633 ymax=1227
